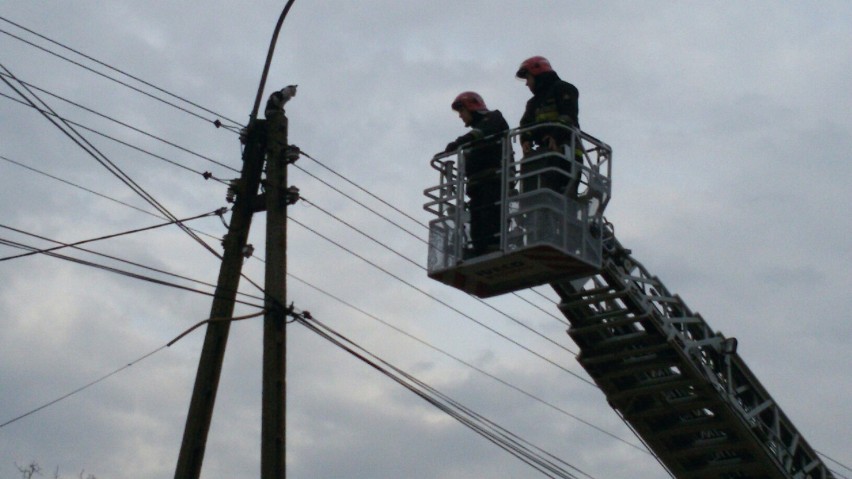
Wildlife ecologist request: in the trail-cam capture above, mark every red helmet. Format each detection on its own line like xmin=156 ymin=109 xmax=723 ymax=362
xmin=515 ymin=56 xmax=553 ymax=78
xmin=451 ymin=91 xmax=488 ymax=112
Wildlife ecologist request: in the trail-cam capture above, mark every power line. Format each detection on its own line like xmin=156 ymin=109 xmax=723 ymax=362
xmin=299 ymin=195 xmax=576 ymax=354
xmin=819 ymin=451 xmax=852 ymax=476
xmin=0 ymin=91 xmax=234 ymax=182
xmin=0 ymin=62 xmax=222 ymax=260
xmin=0 ymin=234 xmax=263 ymax=309
xmin=293 ymin=163 xmax=425 ymax=244
xmin=288 ymin=215 xmax=593 ymax=386
xmin=293 ymin=159 xmax=568 ymax=326
xmin=0 ymin=153 xmax=228 ymax=246
xmin=0 ymin=310 xmax=264 ymax=431
xmin=0 ymin=20 xmax=243 ymax=130
xmin=0 ymin=72 xmax=240 ymax=174
xmin=300 ymin=196 xmax=423 ymax=268
xmin=0 ymin=149 xmax=267 ymax=305
xmin=293 ymin=310 xmax=596 ymax=479
xmin=0 ymin=153 xmax=161 ymax=218
xmin=288 ymin=272 xmax=649 ymax=455
xmin=1 ymin=224 xmax=264 ymax=304
xmin=0 ymin=218 xmax=264 ymax=304
xmin=0 ymin=345 xmax=168 ymax=430
xmin=0 ymin=210 xmax=220 ymax=261
xmin=300 ymin=150 xmax=426 ymax=230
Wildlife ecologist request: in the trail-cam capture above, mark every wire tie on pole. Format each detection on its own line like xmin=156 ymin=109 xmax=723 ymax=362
xmin=285 ymin=303 xmax=305 ymax=324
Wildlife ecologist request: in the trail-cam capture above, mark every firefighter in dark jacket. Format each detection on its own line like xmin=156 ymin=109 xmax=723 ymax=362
xmin=516 ymin=55 xmax=581 ymax=196
xmin=443 ymin=92 xmax=509 ymax=257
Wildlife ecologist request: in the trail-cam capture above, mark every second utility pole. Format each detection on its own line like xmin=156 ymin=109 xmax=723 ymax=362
xmin=262 ymin=105 xmax=290 ymax=479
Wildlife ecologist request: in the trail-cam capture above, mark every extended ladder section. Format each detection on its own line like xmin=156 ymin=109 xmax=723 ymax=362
xmin=550 ymin=234 xmax=834 ymax=479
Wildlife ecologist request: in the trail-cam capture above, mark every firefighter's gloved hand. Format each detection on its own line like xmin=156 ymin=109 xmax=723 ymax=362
xmin=444 ymin=141 xmax=459 ymax=153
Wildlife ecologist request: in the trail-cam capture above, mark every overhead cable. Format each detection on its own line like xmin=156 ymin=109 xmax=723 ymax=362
xmin=289 ymin=272 xmax=649 ymax=454
xmin=0 ymin=153 xmax=225 ymax=244
xmin=1 ymin=151 xmax=265 ymax=303
xmin=288 ymin=216 xmax=592 ymax=386
xmin=294 ymin=160 xmax=566 ymax=324
xmin=0 ymin=310 xmax=264 ymax=430
xmin=300 ymin=150 xmax=426 ymax=229
xmin=1 ymin=153 xmax=160 ymax=218
xmin=0 ymin=235 xmax=263 ymax=309
xmin=294 ymin=163 xmax=425 ymax=244
xmin=0 ymin=62 xmax=222 ymax=260
xmin=819 ymin=451 xmax=852 ymax=476
xmin=0 ymin=20 xmax=243 ymax=130
xmin=0 ymin=210 xmax=220 ymax=262
xmin=299 ymin=196 xmax=575 ymax=353
xmin=1 ymin=224 xmax=264 ymax=304
xmin=0 ymin=344 xmax=168 ymax=430
xmin=0 ymin=73 xmax=240 ymax=173
xmin=294 ymin=310 xmax=595 ymax=479
xmin=0 ymin=219 xmax=264 ymax=303
xmin=0 ymin=91 xmax=233 ymax=182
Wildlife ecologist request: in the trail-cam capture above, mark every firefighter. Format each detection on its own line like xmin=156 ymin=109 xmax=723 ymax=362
xmin=515 ymin=55 xmax=581 ymax=196
xmin=443 ymin=92 xmax=509 ymax=257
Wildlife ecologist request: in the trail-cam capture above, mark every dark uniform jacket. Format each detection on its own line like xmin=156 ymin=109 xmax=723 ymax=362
xmin=445 ymin=110 xmax=509 ymax=179
xmin=519 ymin=71 xmax=579 ymax=146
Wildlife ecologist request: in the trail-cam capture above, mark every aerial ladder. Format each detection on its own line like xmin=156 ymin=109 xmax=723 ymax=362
xmin=424 ymin=124 xmax=835 ymax=479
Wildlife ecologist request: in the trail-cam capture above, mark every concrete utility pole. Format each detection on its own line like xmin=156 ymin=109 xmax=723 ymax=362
xmin=262 ymin=105 xmax=290 ymax=479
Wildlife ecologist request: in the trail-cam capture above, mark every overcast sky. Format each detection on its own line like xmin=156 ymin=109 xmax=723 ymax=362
xmin=1 ymin=1 xmax=850 ymax=478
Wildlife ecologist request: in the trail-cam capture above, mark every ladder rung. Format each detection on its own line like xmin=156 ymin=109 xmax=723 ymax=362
xmin=578 ymin=341 xmax=672 ymax=365
xmin=681 ymin=457 xmax=769 ymax=479
xmin=568 ymin=311 xmax=647 ymax=335
xmin=607 ymin=376 xmax=699 ymax=403
xmin=667 ymin=439 xmax=752 ymax=462
xmin=560 ymin=289 xmax=628 ymax=310
xmin=587 ymin=351 xmax=685 ymax=379
xmin=626 ymin=395 xmax=719 ymax=422
xmin=648 ymin=415 xmax=729 ymax=438
xmin=581 ymin=330 xmax=666 ymax=354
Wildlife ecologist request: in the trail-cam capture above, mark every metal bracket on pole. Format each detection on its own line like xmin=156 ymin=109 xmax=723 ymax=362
xmin=286 ymin=186 xmax=300 ymax=205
